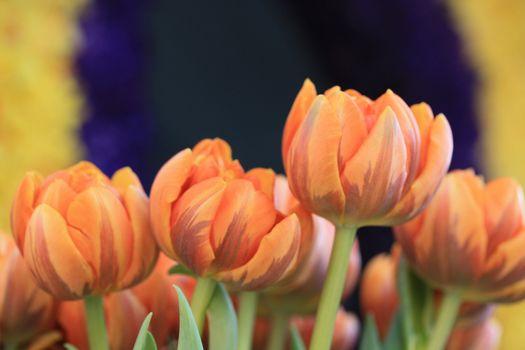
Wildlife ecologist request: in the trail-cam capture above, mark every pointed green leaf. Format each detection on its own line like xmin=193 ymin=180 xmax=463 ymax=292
xmin=383 ymin=310 xmax=404 ymax=350
xmin=289 ymin=325 xmax=306 ymax=350
xmin=133 ymin=313 xmax=153 ymax=350
xmin=175 ymin=286 xmax=204 ymax=350
xmin=145 ymin=332 xmax=158 ymax=350
xmin=207 ymin=283 xmax=238 ymax=350
xmin=169 ymin=264 xmax=196 ymax=277
xmin=64 ymin=344 xmax=79 ymax=350
xmin=359 ymin=314 xmax=382 ymax=350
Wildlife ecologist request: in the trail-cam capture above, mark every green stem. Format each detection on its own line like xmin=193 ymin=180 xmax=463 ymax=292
xmin=427 ymin=291 xmax=461 ymax=350
xmin=309 ymin=225 xmax=357 ymax=350
xmin=237 ymin=291 xmax=258 ymax=350
xmin=84 ymin=295 xmax=109 ymax=350
xmin=266 ymin=312 xmax=289 ymax=350
xmin=190 ymin=277 xmax=217 ymax=335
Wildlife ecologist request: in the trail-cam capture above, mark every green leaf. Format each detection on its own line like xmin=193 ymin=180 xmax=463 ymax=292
xmin=169 ymin=264 xmax=196 ymax=277
xmin=383 ymin=310 xmax=404 ymax=350
xmin=133 ymin=312 xmax=153 ymax=350
xmin=175 ymin=286 xmax=204 ymax=350
xmin=64 ymin=344 xmax=79 ymax=350
xmin=145 ymin=332 xmax=158 ymax=350
xmin=289 ymin=325 xmax=306 ymax=350
xmin=397 ymin=257 xmax=434 ymax=349
xmin=359 ymin=314 xmax=382 ymax=350
xmin=207 ymin=283 xmax=238 ymax=350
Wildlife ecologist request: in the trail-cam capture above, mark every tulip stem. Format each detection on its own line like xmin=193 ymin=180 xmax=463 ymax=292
xmin=191 ymin=277 xmax=217 ymax=335
xmin=309 ymin=225 xmax=357 ymax=350
xmin=84 ymin=295 xmax=109 ymax=350
xmin=427 ymin=291 xmax=461 ymax=350
xmin=237 ymin=291 xmax=258 ymax=350
xmin=267 ymin=312 xmax=289 ymax=350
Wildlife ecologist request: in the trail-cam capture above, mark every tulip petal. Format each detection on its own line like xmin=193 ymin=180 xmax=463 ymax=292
xmin=35 ymin=179 xmax=76 ymax=217
xmin=282 ymin=79 xmax=317 ymax=168
xmin=11 ymin=172 xmax=42 ymax=250
xmin=25 ymin=204 xmax=94 ymax=299
xmin=411 ymin=103 xmax=433 ymax=174
xmin=211 ymin=179 xmax=276 ymax=270
xmin=484 ymin=178 xmax=525 ymax=255
xmin=170 ymin=178 xmax=225 ymax=274
xmin=341 ymin=107 xmax=408 ymax=225
xmin=386 ymin=114 xmax=453 ymax=223
xmin=216 ymin=214 xmax=300 ymax=290
xmin=414 ymin=174 xmax=487 ymax=287
xmin=150 ymin=149 xmax=194 ymax=257
xmin=287 ymin=95 xmax=346 ymax=222
xmin=67 ymin=187 xmax=134 ymax=292
xmin=336 ymin=92 xmax=368 ymax=167
xmin=120 ymin=186 xmax=159 ymax=289
xmin=111 ymin=167 xmax=144 ymax=194
xmin=374 ymin=90 xmax=421 ymax=188
xmin=244 ymin=168 xmax=276 ymax=202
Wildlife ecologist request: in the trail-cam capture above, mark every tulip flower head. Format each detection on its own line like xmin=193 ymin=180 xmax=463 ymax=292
xmin=11 ymin=162 xmax=158 ymax=300
xmin=0 ymin=233 xmax=56 ymax=346
xmin=150 ymin=139 xmax=301 ymax=290
xmin=282 ymin=80 xmax=453 ymax=226
xmin=395 ymin=169 xmax=525 ymax=302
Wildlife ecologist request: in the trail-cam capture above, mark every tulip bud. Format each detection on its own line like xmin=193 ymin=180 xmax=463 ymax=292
xmin=58 ymin=290 xmax=147 ymax=350
xmin=395 ymin=169 xmax=525 ymax=302
xmin=11 ymin=161 xmax=158 ymax=299
xmin=282 ymin=80 xmax=453 ymax=226
xmin=132 ymin=253 xmax=196 ymax=345
xmin=0 ymin=233 xmax=57 ymax=347
xmin=360 ymin=248 xmax=400 ymax=338
xmin=150 ymin=138 xmax=301 ymax=290
xmin=260 ymin=176 xmax=361 ymax=314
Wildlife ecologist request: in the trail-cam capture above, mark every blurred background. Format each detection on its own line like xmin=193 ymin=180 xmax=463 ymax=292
xmin=1 ymin=0 xmax=524 ymax=348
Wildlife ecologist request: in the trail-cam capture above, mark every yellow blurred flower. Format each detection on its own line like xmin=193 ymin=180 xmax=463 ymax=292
xmin=0 ymin=0 xmax=85 ymax=230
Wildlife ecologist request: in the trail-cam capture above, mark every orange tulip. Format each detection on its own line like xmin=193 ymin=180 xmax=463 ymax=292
xmin=261 ymin=176 xmax=361 ymax=314
xmin=132 ymin=253 xmax=196 ymax=345
xmin=11 ymin=161 xmax=158 ymax=299
xmin=395 ymin=169 xmax=525 ymax=302
xmin=150 ymin=138 xmax=301 ymax=290
xmin=360 ymin=247 xmax=400 ymax=338
xmin=282 ymin=79 xmax=453 ymax=226
xmin=0 ymin=233 xmax=57 ymax=347
xmin=58 ymin=290 xmax=147 ymax=350
xmin=291 ymin=309 xmax=360 ymax=350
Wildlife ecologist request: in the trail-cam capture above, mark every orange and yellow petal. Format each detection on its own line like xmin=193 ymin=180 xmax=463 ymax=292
xmin=11 ymin=172 xmax=42 ymax=250
xmin=341 ymin=107 xmax=407 ymax=225
xmin=111 ymin=167 xmax=144 ymax=195
xmin=287 ymin=95 xmax=345 ymax=222
xmin=244 ymin=168 xmax=276 ymax=202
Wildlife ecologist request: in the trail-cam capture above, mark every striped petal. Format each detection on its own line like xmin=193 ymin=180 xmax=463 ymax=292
xmin=216 ymin=214 xmax=300 ymax=290
xmin=282 ymin=79 xmax=317 ymax=169
xmin=150 ymin=149 xmax=194 ymax=258
xmin=385 ymin=114 xmax=452 ymax=223
xmin=11 ymin=172 xmax=42 ymax=251
xmin=244 ymin=167 xmax=276 ymax=202
xmin=66 ymin=186 xmax=134 ymax=292
xmin=170 ymin=177 xmax=225 ymax=275
xmin=374 ymin=90 xmax=421 ymax=188
xmin=35 ymin=179 xmax=76 ymax=217
xmin=25 ymin=204 xmax=94 ymax=299
xmin=341 ymin=107 xmax=408 ymax=225
xmin=120 ymin=185 xmax=159 ymax=289
xmin=411 ymin=103 xmax=434 ymax=175
xmin=287 ymin=95 xmax=345 ymax=223
xmin=211 ymin=179 xmax=276 ymax=270
xmin=414 ymin=173 xmax=487 ymax=288
xmin=335 ymin=91 xmax=368 ymax=167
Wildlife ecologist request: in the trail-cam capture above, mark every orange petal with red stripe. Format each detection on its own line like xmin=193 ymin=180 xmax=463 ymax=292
xmin=216 ymin=214 xmax=300 ymax=290
xmin=25 ymin=205 xmax=94 ymax=299
xmin=341 ymin=107 xmax=407 ymax=225
xmin=287 ymin=95 xmax=345 ymax=222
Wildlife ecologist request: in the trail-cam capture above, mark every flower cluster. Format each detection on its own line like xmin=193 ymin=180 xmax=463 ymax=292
xmin=1 ymin=79 xmax=523 ymax=350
